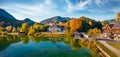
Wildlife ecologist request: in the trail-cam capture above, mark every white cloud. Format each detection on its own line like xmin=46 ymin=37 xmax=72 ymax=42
xmin=94 ymin=0 xmax=109 ymax=6
xmin=0 ymin=0 xmax=119 ymax=22
xmin=0 ymin=2 xmax=67 ymax=22
xmin=95 ymin=0 xmax=103 ymax=6
xmin=65 ymin=0 xmax=92 ymax=13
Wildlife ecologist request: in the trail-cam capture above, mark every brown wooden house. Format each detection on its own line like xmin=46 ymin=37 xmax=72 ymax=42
xmin=102 ymin=12 xmax=120 ymax=40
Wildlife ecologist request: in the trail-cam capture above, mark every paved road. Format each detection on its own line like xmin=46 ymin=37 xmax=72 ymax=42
xmin=99 ymin=40 xmax=120 ymax=57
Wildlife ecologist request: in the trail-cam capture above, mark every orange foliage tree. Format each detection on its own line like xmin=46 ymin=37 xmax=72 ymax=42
xmin=116 ymin=12 xmax=120 ymax=21
xmin=70 ymin=18 xmax=82 ymax=32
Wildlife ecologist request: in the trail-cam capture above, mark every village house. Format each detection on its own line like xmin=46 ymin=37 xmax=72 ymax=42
xmin=102 ymin=12 xmax=120 ymax=40
xmin=48 ymin=17 xmax=62 ymax=32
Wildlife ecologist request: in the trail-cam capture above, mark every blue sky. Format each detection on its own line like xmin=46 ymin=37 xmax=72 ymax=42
xmin=0 ymin=0 xmax=120 ymax=22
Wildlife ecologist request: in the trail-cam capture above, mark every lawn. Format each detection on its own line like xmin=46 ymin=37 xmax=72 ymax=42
xmin=97 ymin=41 xmax=117 ymax=57
xmin=107 ymin=42 xmax=120 ymax=50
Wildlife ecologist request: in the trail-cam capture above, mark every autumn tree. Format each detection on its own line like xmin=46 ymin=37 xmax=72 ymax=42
xmin=81 ymin=20 xmax=90 ymax=32
xmin=70 ymin=18 xmax=82 ymax=32
xmin=64 ymin=21 xmax=70 ymax=33
xmin=6 ymin=25 xmax=13 ymax=32
xmin=33 ymin=23 xmax=47 ymax=32
xmin=20 ymin=23 xmax=28 ymax=33
xmin=33 ymin=23 xmax=40 ymax=32
xmin=79 ymin=16 xmax=86 ymax=21
xmin=28 ymin=26 xmax=36 ymax=35
xmin=88 ymin=20 xmax=93 ymax=26
xmin=78 ymin=16 xmax=91 ymax=32
xmin=39 ymin=25 xmax=45 ymax=31
xmin=87 ymin=28 xmax=101 ymax=37
xmin=101 ymin=21 xmax=109 ymax=27
xmin=116 ymin=12 xmax=120 ymax=21
xmin=12 ymin=27 xmax=17 ymax=32
xmin=0 ymin=27 xmax=3 ymax=32
xmin=59 ymin=22 xmax=64 ymax=27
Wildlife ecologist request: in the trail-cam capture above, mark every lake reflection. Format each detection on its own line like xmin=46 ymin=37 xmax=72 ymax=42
xmin=0 ymin=35 xmax=99 ymax=57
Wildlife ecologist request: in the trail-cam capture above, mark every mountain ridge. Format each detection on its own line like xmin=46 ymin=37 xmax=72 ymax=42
xmin=0 ymin=9 xmax=16 ymax=20
xmin=40 ymin=16 xmax=71 ymax=24
xmin=22 ymin=18 xmax=35 ymax=26
xmin=0 ymin=8 xmax=115 ymax=27
xmin=0 ymin=9 xmax=35 ymax=27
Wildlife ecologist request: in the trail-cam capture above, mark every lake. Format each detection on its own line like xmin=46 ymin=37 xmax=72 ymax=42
xmin=0 ymin=35 xmax=100 ymax=57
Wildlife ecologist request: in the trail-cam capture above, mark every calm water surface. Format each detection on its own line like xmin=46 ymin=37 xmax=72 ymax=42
xmin=0 ymin=35 xmax=99 ymax=57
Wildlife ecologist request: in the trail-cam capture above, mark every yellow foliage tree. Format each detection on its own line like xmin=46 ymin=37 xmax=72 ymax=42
xmin=70 ymin=18 xmax=82 ymax=32
xmin=116 ymin=12 xmax=120 ymax=21
xmin=88 ymin=20 xmax=93 ymax=26
xmin=12 ymin=27 xmax=16 ymax=32
xmin=0 ymin=27 xmax=3 ymax=32
xmin=6 ymin=25 xmax=12 ymax=32
xmin=64 ymin=21 xmax=70 ymax=33
xmin=28 ymin=27 xmax=36 ymax=35
xmin=101 ymin=22 xmax=108 ymax=27
xmin=33 ymin=23 xmax=40 ymax=32
xmin=59 ymin=22 xmax=64 ymax=26
xmin=39 ymin=25 xmax=45 ymax=31
xmin=20 ymin=23 xmax=28 ymax=33
xmin=79 ymin=16 xmax=86 ymax=21
xmin=87 ymin=28 xmax=101 ymax=37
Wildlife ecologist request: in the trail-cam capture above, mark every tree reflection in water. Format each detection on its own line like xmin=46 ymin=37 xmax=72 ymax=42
xmin=0 ymin=35 xmax=20 ymax=51
xmin=0 ymin=35 xmax=100 ymax=57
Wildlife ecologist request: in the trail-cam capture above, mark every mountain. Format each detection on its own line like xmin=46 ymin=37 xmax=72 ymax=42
xmin=0 ymin=8 xmax=22 ymax=27
xmin=0 ymin=8 xmax=35 ymax=27
xmin=40 ymin=16 xmax=71 ymax=24
xmin=22 ymin=18 xmax=35 ymax=26
xmin=0 ymin=9 xmax=16 ymax=21
xmin=103 ymin=19 xmax=114 ymax=23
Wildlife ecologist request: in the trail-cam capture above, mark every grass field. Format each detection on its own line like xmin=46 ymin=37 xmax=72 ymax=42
xmin=97 ymin=41 xmax=117 ymax=57
xmin=107 ymin=42 xmax=120 ymax=50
